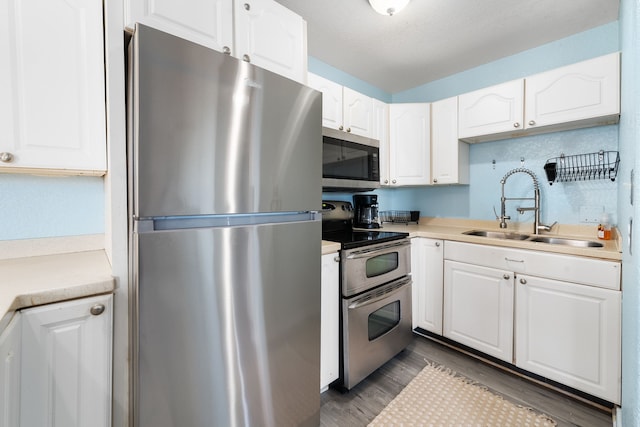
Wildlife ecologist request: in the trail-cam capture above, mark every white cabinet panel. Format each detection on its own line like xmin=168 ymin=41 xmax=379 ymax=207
xmin=389 ymin=103 xmax=430 ymax=186
xmin=431 ymin=96 xmax=469 ymax=185
xmin=20 ymin=294 xmax=113 ymax=427
xmin=307 ymin=73 xmax=343 ymax=130
xmin=126 ymin=0 xmax=234 ymax=53
xmin=515 ymin=275 xmax=621 ymax=404
xmin=525 ymin=52 xmax=620 ymax=129
xmin=444 ymin=260 xmax=513 ymax=362
xmin=343 ymin=87 xmax=373 ymax=137
xmin=320 ymin=253 xmax=339 ymax=391
xmin=0 ymin=0 xmax=106 ymax=174
xmin=0 ymin=313 xmax=21 ymax=427
xmin=458 ymin=79 xmax=524 ymax=141
xmin=411 ymin=238 xmax=444 ymax=334
xmin=234 ymin=0 xmax=306 ymax=83
xmin=372 ymin=99 xmax=390 ymax=186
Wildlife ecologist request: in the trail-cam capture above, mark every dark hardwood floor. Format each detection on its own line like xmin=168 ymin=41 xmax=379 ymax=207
xmin=320 ymin=335 xmax=613 ymax=427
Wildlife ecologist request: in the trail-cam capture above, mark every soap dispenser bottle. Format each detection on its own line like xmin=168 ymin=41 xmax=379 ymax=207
xmin=597 ymin=213 xmax=612 ymax=240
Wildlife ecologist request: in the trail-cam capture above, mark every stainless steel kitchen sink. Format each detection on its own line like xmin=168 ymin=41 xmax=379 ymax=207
xmin=463 ymin=230 xmax=530 ymax=240
xmin=463 ymin=229 xmax=604 ymax=248
xmin=526 ymin=236 xmax=604 ymax=247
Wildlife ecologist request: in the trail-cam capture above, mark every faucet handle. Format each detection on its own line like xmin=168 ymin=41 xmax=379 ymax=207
xmin=538 ymin=221 xmax=558 ymax=232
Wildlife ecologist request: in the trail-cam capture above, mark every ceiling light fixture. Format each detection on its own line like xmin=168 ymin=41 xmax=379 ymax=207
xmin=368 ymin=0 xmax=410 ymax=16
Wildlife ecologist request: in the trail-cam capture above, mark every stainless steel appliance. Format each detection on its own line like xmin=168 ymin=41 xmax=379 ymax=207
xmin=128 ymin=24 xmax=322 ymax=427
xmin=353 ymin=194 xmax=381 ymax=229
xmin=322 ymin=201 xmax=412 ymax=390
xmin=322 ymin=127 xmax=381 ymax=191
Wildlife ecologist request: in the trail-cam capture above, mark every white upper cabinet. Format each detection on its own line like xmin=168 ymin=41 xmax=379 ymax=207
xmin=458 ymin=79 xmax=525 ymax=141
xmin=233 ymin=0 xmax=307 ymax=83
xmin=126 ymin=0 xmax=234 ymax=53
xmin=458 ymin=53 xmax=620 ymax=143
xmin=372 ymin=99 xmax=390 ymax=186
xmin=126 ymin=0 xmax=306 ymax=83
xmin=431 ymin=96 xmax=469 ymax=185
xmin=343 ymin=87 xmax=373 ymax=137
xmin=524 ymin=52 xmax=620 ymax=130
xmin=388 ymin=103 xmax=431 ymax=186
xmin=306 ymin=73 xmax=373 ymax=137
xmin=0 ymin=0 xmax=107 ymax=175
xmin=307 ymin=73 xmax=344 ymax=130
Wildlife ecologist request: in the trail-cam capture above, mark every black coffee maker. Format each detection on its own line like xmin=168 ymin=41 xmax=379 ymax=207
xmin=353 ymin=194 xmax=380 ymax=229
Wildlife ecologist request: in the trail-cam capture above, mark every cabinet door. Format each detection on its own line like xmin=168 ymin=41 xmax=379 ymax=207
xmin=372 ymin=99 xmax=390 ymax=186
xmin=234 ymin=0 xmax=306 ymax=83
xmin=389 ymin=103 xmax=431 ymax=186
xmin=0 ymin=0 xmax=106 ymax=174
xmin=126 ymin=0 xmax=233 ymax=53
xmin=411 ymin=238 xmax=444 ymax=334
xmin=0 ymin=313 xmax=21 ymax=427
xmin=515 ymin=275 xmax=621 ymax=404
xmin=343 ymin=87 xmax=373 ymax=137
xmin=525 ymin=53 xmax=620 ymax=129
xmin=307 ymin=73 xmax=344 ymax=131
xmin=431 ymin=96 xmax=469 ymax=185
xmin=458 ymin=79 xmax=524 ymax=141
xmin=320 ymin=253 xmax=339 ymax=391
xmin=20 ymin=294 xmax=113 ymax=427
xmin=443 ymin=260 xmax=513 ymax=362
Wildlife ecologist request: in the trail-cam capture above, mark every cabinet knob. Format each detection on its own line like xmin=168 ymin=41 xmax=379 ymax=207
xmin=333 ymin=256 xmax=340 ymax=263
xmin=222 ymin=46 xmax=231 ymax=55
xmin=435 ymin=242 xmax=441 ymax=247
xmin=513 ymin=122 xmax=520 ymax=128
xmin=339 ymin=125 xmax=344 ymax=131
xmin=244 ymin=3 xmax=251 ymax=11
xmin=90 ymin=304 xmax=105 ymax=316
xmin=520 ymin=278 xmax=527 ymax=284
xmin=392 ymin=179 xmax=397 ymax=184
xmin=433 ymin=178 xmax=438 ymax=183
xmin=528 ymin=120 xmax=536 ymax=126
xmin=0 ymin=152 xmax=14 ymax=163
xmin=242 ymin=54 xmax=251 ymax=62
xmin=503 ymin=274 xmax=510 ymax=280
xmin=346 ymin=128 xmax=351 ymax=132
xmin=384 ymin=179 xmax=389 ymax=184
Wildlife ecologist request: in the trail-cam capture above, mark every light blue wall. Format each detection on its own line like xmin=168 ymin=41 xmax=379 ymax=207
xmin=618 ymin=0 xmax=640 ymax=423
xmin=0 ymin=174 xmax=104 ymax=240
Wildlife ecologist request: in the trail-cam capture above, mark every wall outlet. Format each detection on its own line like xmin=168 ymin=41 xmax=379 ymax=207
xmin=579 ymin=206 xmax=604 ymax=223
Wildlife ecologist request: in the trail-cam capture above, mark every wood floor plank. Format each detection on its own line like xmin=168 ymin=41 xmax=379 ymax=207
xmin=320 ymin=335 xmax=613 ymax=427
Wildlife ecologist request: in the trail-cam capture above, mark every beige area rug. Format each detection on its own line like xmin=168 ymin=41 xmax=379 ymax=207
xmin=369 ymin=362 xmax=557 ymax=426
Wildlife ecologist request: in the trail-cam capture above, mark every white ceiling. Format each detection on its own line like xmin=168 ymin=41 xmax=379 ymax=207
xmin=273 ymin=0 xmax=619 ymax=94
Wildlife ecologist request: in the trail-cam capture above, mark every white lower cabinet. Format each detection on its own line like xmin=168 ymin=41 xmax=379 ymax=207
xmin=443 ymin=260 xmax=514 ymax=362
xmin=20 ymin=294 xmax=113 ymax=426
xmin=515 ymin=275 xmax=621 ymax=404
xmin=411 ymin=238 xmax=443 ymax=334
xmin=0 ymin=313 xmax=21 ymax=426
xmin=320 ymin=253 xmax=339 ymax=391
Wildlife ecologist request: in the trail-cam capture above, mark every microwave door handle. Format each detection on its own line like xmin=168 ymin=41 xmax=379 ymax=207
xmin=347 ymin=277 xmax=412 ymax=310
xmin=346 ymin=241 xmax=410 ymax=260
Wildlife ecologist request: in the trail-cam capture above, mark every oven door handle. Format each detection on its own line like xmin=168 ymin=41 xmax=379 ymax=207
xmin=345 ymin=240 xmax=410 ymax=260
xmin=347 ymin=277 xmax=412 ymax=310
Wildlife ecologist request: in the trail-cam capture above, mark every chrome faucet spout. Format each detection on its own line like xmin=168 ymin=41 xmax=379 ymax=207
xmin=499 ymin=168 xmax=552 ymax=234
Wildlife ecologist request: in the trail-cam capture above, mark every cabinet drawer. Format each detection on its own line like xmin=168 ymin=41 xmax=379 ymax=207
xmin=444 ymin=241 xmax=620 ymax=290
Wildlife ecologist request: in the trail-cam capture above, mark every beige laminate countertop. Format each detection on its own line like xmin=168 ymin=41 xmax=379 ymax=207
xmin=0 ymin=250 xmax=116 ymax=331
xmin=322 ymin=240 xmax=341 ymax=255
xmin=371 ymin=217 xmax=622 ymax=261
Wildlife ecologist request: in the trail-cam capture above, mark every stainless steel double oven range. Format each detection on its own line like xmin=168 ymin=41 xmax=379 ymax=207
xmin=322 ymin=200 xmax=413 ymax=390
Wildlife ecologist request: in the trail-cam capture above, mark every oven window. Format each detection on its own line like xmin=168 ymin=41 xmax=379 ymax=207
xmin=368 ymin=301 xmax=400 ymax=341
xmin=365 ymin=252 xmax=399 ymax=277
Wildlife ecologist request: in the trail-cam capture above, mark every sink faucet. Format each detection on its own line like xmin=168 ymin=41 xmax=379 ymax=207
xmin=498 ymin=168 xmax=556 ymax=234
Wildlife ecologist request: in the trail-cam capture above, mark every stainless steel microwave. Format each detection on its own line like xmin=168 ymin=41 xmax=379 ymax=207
xmin=322 ymin=127 xmax=381 ymax=191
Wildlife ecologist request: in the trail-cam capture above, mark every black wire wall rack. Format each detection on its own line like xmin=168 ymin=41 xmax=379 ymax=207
xmin=544 ymin=150 xmax=619 ymax=184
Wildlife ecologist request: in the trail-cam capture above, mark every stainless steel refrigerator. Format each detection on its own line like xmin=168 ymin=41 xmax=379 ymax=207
xmin=128 ymin=24 xmax=322 ymax=427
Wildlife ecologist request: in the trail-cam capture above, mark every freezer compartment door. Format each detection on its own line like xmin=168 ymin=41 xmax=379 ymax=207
xmin=134 ymin=220 xmax=321 ymax=427
xmin=131 ymin=24 xmax=322 ymax=218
